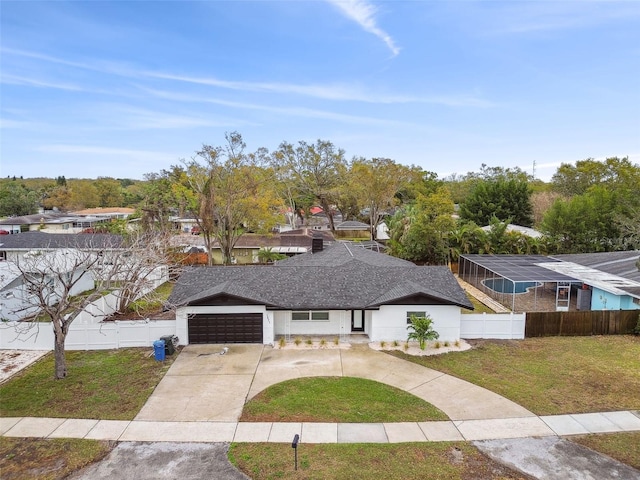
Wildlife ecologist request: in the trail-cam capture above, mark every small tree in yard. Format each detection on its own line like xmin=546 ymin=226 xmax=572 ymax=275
xmin=8 ymin=233 xmax=173 ymax=379
xmin=407 ymin=314 xmax=440 ymax=350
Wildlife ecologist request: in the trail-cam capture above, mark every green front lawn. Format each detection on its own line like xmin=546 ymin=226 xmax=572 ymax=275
xmin=241 ymin=377 xmax=447 ymax=422
xmin=0 ymin=348 xmax=177 ymax=420
xmin=388 ymin=336 xmax=640 ymax=415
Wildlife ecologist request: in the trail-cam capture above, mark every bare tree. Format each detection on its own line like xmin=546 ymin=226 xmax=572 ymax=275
xmin=6 ymin=233 xmax=171 ymax=379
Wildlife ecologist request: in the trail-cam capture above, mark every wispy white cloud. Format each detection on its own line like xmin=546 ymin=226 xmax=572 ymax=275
xmin=142 ymin=73 xmax=492 ymax=107
xmin=3 ymin=47 xmax=492 ymax=107
xmin=140 ymin=87 xmax=428 ymax=129
xmin=482 ymin=2 xmax=640 ymax=35
xmin=1 ymin=74 xmax=84 ymax=91
xmin=326 ymin=0 xmax=400 ymax=56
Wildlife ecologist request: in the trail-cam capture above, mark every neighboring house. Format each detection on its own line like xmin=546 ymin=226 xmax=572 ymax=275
xmin=0 ymin=250 xmax=95 ymax=321
xmin=0 ymin=231 xmax=123 ymax=262
xmin=170 ymin=230 xmax=335 ymax=264
xmin=548 ymin=251 xmax=640 ymax=310
xmin=71 ymin=207 xmax=136 ymax=220
xmin=171 ymin=217 xmax=200 ymax=234
xmin=0 ymin=213 xmax=108 ymax=234
xmin=459 ymin=252 xmax=640 ymax=312
xmin=169 ymin=243 xmax=473 ymax=345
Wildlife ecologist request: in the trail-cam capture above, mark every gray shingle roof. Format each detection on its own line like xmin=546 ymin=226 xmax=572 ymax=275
xmin=170 ymin=244 xmax=472 ymax=310
xmin=0 ymin=231 xmax=123 ymax=249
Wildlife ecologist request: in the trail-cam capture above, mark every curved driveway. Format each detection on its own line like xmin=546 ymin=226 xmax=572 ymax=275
xmin=136 ymin=343 xmax=532 ymax=423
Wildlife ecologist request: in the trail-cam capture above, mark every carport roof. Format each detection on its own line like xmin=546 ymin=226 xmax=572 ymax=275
xmin=460 ymin=254 xmax=579 ymax=283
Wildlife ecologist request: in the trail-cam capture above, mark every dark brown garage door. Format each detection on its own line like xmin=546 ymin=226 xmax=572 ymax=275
xmin=188 ymin=313 xmax=263 ymax=344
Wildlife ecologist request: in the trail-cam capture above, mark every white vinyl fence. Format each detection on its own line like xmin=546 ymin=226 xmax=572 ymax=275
xmin=460 ymin=313 xmax=526 ymax=340
xmin=0 ymin=319 xmax=177 ymax=351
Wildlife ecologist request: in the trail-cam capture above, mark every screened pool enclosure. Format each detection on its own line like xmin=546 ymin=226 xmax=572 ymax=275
xmin=459 ymin=255 xmax=582 ymax=312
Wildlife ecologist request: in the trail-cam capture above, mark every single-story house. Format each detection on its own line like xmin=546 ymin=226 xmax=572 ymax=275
xmin=0 ymin=212 xmax=109 ymax=234
xmin=169 ymin=243 xmax=473 ymax=345
xmin=71 ymin=207 xmax=136 ymax=220
xmin=0 ymin=231 xmax=123 ymax=262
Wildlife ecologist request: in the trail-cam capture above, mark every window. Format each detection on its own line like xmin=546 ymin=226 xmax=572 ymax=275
xmin=311 ymin=311 xmax=329 ymax=321
xmin=292 ymin=311 xmax=330 ymax=321
xmin=407 ymin=311 xmax=426 ymax=324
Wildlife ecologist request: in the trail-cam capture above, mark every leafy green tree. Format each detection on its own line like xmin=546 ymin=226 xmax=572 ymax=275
xmin=68 ymin=180 xmax=99 ymax=209
xmin=185 ymin=132 xmax=281 ymax=265
xmin=551 ymin=157 xmax=639 ymax=197
xmin=0 ymin=182 xmax=38 ymax=216
xmin=388 ymin=187 xmax=455 ymax=265
xmin=459 ymin=178 xmax=533 ymax=227
xmin=407 ymin=314 xmax=439 ymax=350
xmin=274 ymin=139 xmax=346 ymax=232
xmin=94 ymin=177 xmax=124 ymax=207
xmin=350 ymin=158 xmax=411 ymax=239
xmin=541 ymin=186 xmax=619 ymax=253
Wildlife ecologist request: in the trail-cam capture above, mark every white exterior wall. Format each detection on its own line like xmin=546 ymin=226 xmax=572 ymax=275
xmin=274 ymin=310 xmax=349 ymax=338
xmin=175 ymin=305 xmax=273 ymax=345
xmin=369 ymin=305 xmax=461 ymax=343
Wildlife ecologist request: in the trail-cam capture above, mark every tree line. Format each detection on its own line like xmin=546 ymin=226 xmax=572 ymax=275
xmin=2 ymin=133 xmax=639 ymax=264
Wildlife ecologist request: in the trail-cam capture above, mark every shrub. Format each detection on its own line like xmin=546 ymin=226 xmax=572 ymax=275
xmin=278 ymin=337 xmax=286 ymax=349
xmin=407 ymin=314 xmax=440 ymax=350
xmin=294 ymin=337 xmax=302 ymax=346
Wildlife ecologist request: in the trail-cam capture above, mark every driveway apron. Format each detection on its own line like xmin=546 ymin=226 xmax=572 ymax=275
xmin=135 ymin=344 xmax=264 ymax=422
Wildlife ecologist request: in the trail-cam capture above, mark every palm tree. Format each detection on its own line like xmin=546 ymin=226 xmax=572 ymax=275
xmin=407 ymin=314 xmax=440 ymax=350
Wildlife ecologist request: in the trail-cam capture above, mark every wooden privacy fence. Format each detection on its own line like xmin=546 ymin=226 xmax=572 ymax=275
xmin=525 ymin=310 xmax=639 ymax=337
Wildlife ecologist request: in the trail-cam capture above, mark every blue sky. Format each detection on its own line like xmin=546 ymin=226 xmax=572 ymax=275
xmin=1 ymin=1 xmax=639 ymax=181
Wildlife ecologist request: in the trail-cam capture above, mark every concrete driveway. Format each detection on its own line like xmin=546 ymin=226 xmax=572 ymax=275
xmin=136 ymin=343 xmax=533 ymax=423
xmin=136 ymin=344 xmax=264 ymax=422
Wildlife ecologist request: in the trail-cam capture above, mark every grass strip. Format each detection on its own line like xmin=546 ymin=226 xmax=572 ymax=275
xmin=388 ymin=336 xmax=640 ymax=415
xmin=0 ymin=347 xmax=177 ymax=420
xmin=571 ymin=432 xmax=640 ymax=470
xmin=241 ymin=376 xmax=448 ymax=422
xmin=229 ymin=442 xmax=526 ymax=480
xmin=0 ymin=437 xmax=113 ymax=480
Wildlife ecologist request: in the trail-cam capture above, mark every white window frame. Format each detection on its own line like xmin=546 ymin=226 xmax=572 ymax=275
xmin=407 ymin=311 xmax=426 ymax=324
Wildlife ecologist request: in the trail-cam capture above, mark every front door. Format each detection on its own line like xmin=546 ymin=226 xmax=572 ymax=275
xmin=351 ymin=310 xmax=365 ymax=332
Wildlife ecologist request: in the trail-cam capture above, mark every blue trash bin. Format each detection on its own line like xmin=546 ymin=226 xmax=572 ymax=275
xmin=153 ymin=339 xmax=166 ymax=361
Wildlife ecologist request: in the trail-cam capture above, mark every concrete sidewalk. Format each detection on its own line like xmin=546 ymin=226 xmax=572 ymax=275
xmin=2 ymin=410 xmax=639 ymax=443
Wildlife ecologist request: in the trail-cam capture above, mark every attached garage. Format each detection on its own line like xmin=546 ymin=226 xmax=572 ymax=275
xmin=188 ymin=313 xmax=263 ymax=344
